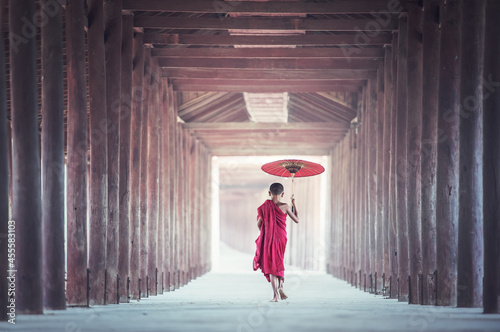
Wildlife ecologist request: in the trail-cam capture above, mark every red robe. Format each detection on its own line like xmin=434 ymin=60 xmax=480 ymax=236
xmin=253 ymin=199 xmax=287 ymax=282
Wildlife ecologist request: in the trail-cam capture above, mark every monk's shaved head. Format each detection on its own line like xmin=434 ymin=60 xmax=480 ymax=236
xmin=269 ymin=183 xmax=284 ymax=195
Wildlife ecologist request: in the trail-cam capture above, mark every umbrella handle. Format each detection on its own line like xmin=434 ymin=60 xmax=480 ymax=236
xmin=291 ymin=176 xmax=295 ymax=213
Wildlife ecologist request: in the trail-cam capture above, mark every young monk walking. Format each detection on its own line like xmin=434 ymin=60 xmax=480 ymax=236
xmin=253 ymin=183 xmax=300 ymax=302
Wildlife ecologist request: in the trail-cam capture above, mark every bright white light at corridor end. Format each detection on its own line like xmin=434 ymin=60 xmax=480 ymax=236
xmin=244 ymin=92 xmax=289 ymax=123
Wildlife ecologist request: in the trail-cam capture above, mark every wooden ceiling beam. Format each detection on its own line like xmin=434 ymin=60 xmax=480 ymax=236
xmin=172 ymin=78 xmax=365 ymax=87
xmin=134 ymin=16 xmax=398 ymax=32
xmin=178 ymin=92 xmax=228 ymax=114
xmin=144 ymin=33 xmax=392 ymax=46
xmin=293 ymin=94 xmax=356 ymax=120
xmin=159 ymin=58 xmax=379 ymax=70
xmin=208 ymin=146 xmax=333 ymax=156
xmin=173 ymin=84 xmax=361 ymax=93
xmin=163 ymin=68 xmax=377 ymax=80
xmin=183 ymin=122 xmax=349 ymax=131
xmin=179 ymin=92 xmax=238 ymax=118
xmin=152 ymin=47 xmax=385 ymax=59
xmin=289 ymin=98 xmax=353 ymax=123
xmin=300 ymin=92 xmax=358 ymax=116
xmin=193 ymin=96 xmax=246 ymax=122
xmin=124 ymin=0 xmax=404 ymax=14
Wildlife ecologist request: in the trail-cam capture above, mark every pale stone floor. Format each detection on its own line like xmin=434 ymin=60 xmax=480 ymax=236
xmin=1 ymin=245 xmax=499 ymax=332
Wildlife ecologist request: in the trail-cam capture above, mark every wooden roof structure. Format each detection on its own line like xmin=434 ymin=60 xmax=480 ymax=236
xmin=128 ymin=0 xmax=396 ymax=155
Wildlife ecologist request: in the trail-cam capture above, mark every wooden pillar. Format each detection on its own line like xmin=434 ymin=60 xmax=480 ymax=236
xmin=206 ymin=148 xmax=212 ymax=273
xmin=129 ymin=33 xmax=144 ymax=300
xmin=176 ymin=127 xmax=183 ymax=288
xmin=435 ymin=0 xmax=461 ymax=307
xmin=157 ymin=79 xmax=165 ymax=295
xmin=104 ymin=0 xmax=122 ymax=305
xmin=0 ymin=0 xmax=9 ymax=320
xmin=395 ymin=13 xmax=409 ymax=302
xmin=483 ymin=0 xmax=500 ymax=314
xmin=118 ymin=13 xmax=133 ymax=303
xmin=457 ymin=0 xmax=485 ymax=308
xmin=368 ymin=77 xmax=377 ymax=289
xmin=167 ymin=84 xmax=175 ymax=291
xmin=171 ymin=86 xmax=179 ymax=290
xmin=161 ymin=81 xmax=170 ymax=292
xmin=41 ymin=0 xmax=66 ymax=310
xmin=376 ymin=60 xmax=385 ymax=292
xmin=140 ymin=48 xmax=151 ymax=297
xmin=147 ymin=57 xmax=160 ymax=296
xmin=420 ymin=0 xmax=440 ymax=306
xmin=359 ymin=87 xmax=368 ymax=285
xmin=382 ymin=45 xmax=393 ymax=291
xmin=9 ymin=0 xmax=43 ymax=314
xmin=183 ymin=130 xmax=189 ymax=285
xmin=406 ymin=3 xmax=423 ymax=304
xmin=65 ymin=0 xmax=88 ymax=307
xmin=355 ymin=107 xmax=362 ymax=288
xmin=88 ymin=0 xmax=108 ymax=306
xmin=389 ymin=32 xmax=399 ymax=299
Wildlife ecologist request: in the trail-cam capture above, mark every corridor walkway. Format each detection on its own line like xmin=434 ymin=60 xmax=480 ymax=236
xmin=1 ymin=245 xmax=499 ymax=332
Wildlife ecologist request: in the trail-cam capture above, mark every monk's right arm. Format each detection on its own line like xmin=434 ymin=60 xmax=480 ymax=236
xmin=291 ymin=198 xmax=298 ymax=218
xmin=287 ymin=201 xmax=300 ymax=224
xmin=257 ymin=216 xmax=263 ymax=230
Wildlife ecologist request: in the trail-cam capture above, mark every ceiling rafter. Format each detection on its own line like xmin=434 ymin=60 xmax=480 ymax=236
xmin=162 ymin=68 xmax=377 ymax=80
xmin=124 ymin=0 xmax=404 ymax=15
xmin=144 ymin=33 xmax=392 ymax=46
xmin=134 ymin=16 xmax=398 ymax=32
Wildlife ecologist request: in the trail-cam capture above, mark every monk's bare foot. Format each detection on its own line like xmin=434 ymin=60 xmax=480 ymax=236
xmin=270 ymin=297 xmax=279 ymax=302
xmin=279 ymin=289 xmax=288 ymax=300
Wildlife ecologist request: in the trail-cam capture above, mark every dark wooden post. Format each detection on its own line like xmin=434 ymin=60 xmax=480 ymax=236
xmin=382 ymin=45 xmax=393 ymax=291
xmin=395 ymin=13 xmax=409 ymax=302
xmin=483 ymin=0 xmax=500 ymax=315
xmin=181 ymin=128 xmax=187 ymax=286
xmin=359 ymin=87 xmax=367 ymax=285
xmin=41 ymin=0 xmax=66 ymax=310
xmin=368 ymin=78 xmax=378 ymax=285
xmin=0 ymin=0 xmax=10 ymax=320
xmin=389 ymin=32 xmax=399 ymax=299
xmin=406 ymin=3 xmax=423 ymax=304
xmin=88 ymin=0 xmax=109 ymax=306
xmin=129 ymin=33 xmax=144 ymax=300
xmin=140 ymin=48 xmax=151 ymax=297
xmin=157 ymin=78 xmax=165 ymax=295
xmin=118 ymin=13 xmax=134 ymax=303
xmin=165 ymin=83 xmax=174 ymax=291
xmin=104 ymin=0 xmax=122 ymax=304
xmin=9 ymin=0 xmax=43 ymax=314
xmin=65 ymin=0 xmax=88 ymax=307
xmin=147 ymin=56 xmax=160 ymax=296
xmin=421 ymin=0 xmax=440 ymax=306
xmin=178 ymin=100 xmax=182 ymax=287
xmin=376 ymin=60 xmax=385 ymax=292
xmin=172 ymin=86 xmax=178 ymax=289
xmin=457 ymin=0 xmax=485 ymax=309
xmin=160 ymin=81 xmax=169 ymax=291
xmin=435 ymin=0 xmax=461 ymax=307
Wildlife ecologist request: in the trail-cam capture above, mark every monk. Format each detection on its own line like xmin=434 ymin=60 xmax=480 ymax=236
xmin=253 ymin=183 xmax=299 ymax=302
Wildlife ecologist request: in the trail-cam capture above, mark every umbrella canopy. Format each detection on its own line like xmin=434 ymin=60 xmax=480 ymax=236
xmin=261 ymin=159 xmax=325 ymax=178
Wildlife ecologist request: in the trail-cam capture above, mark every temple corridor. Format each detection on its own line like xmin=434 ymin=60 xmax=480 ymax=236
xmin=1 ymin=0 xmax=500 ymax=330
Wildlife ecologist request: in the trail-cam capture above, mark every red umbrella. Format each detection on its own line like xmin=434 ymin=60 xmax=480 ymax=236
xmin=261 ymin=159 xmax=325 ymax=211
xmin=261 ymin=159 xmax=325 ymax=179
